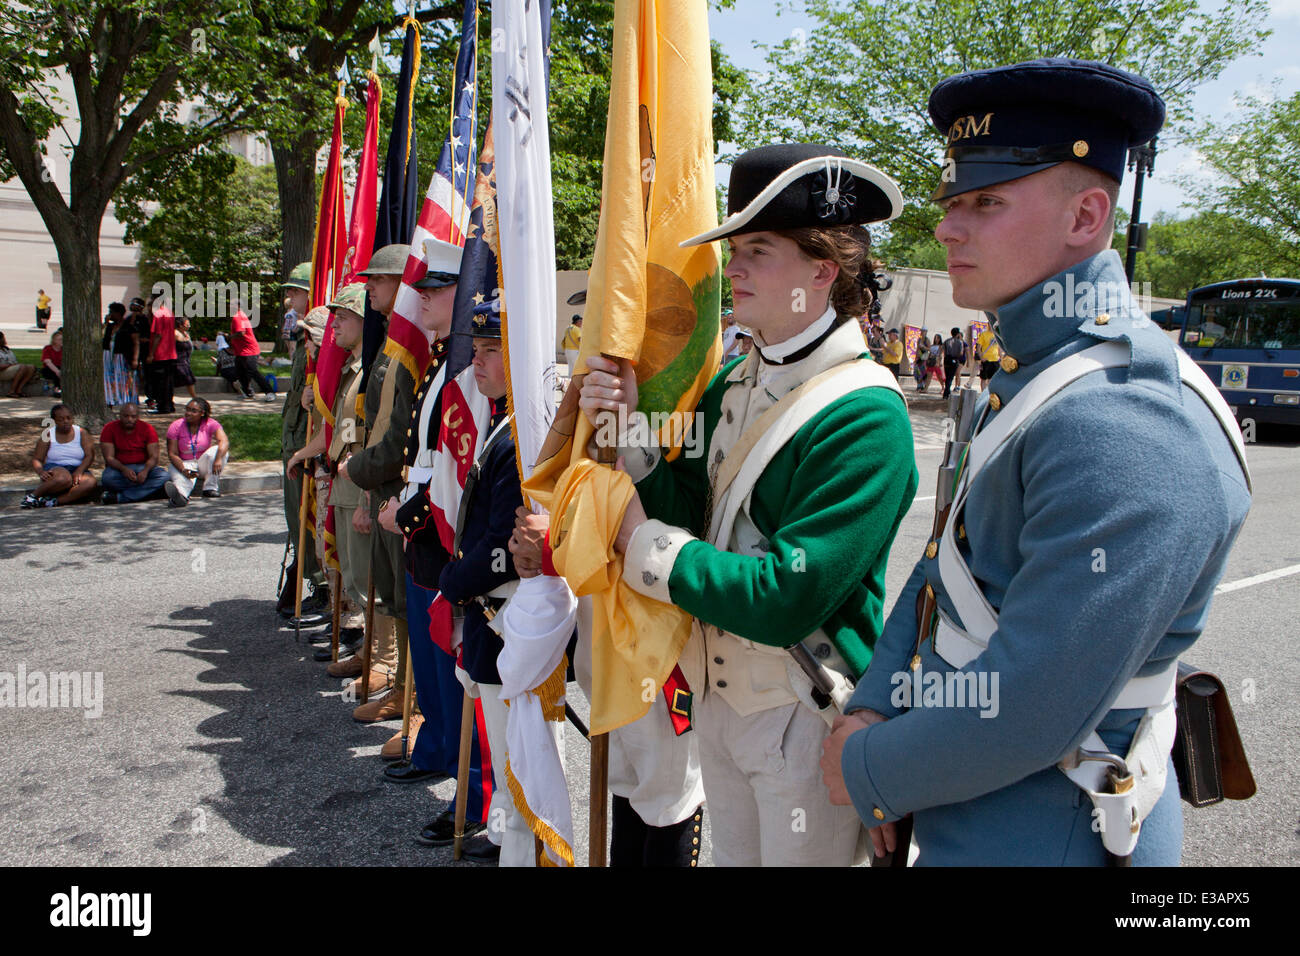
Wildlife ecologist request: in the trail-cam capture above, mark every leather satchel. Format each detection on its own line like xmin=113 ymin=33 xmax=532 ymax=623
xmin=1171 ymin=663 xmax=1256 ymax=808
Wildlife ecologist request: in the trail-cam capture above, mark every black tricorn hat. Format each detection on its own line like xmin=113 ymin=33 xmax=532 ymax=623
xmin=929 ymin=58 xmax=1165 ymax=201
xmin=681 ymin=144 xmax=903 ymax=247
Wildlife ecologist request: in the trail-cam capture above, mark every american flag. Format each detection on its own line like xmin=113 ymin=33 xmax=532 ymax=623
xmin=360 ymin=14 xmax=423 ymax=399
xmin=417 ymin=120 xmax=498 ymax=657
xmin=385 ymin=0 xmax=480 ymax=383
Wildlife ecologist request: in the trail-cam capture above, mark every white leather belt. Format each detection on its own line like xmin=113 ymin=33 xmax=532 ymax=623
xmin=406 ymin=465 xmax=435 ymax=485
xmin=933 ymin=615 xmax=1177 ymax=710
xmin=923 ymin=337 xmax=1247 ymax=857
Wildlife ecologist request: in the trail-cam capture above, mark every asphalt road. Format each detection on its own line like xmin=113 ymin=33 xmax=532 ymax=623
xmin=0 ymin=409 xmax=1294 ymax=866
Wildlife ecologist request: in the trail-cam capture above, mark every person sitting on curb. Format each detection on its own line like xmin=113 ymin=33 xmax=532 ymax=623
xmin=99 ymin=403 xmax=168 ymax=504
xmin=41 ymin=330 xmax=63 ymax=396
xmin=23 ymin=403 xmax=98 ymax=508
xmin=163 ymin=397 xmax=231 ymax=506
xmin=0 ymin=331 xmax=38 ymax=398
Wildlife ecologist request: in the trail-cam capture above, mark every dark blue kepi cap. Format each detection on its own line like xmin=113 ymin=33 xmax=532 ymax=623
xmin=455 ymin=298 xmax=502 ymax=340
xmin=928 ymin=58 xmax=1165 ymax=201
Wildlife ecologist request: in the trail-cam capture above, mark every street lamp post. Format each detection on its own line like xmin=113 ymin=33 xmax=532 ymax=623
xmin=1124 ymin=137 xmax=1158 ymax=282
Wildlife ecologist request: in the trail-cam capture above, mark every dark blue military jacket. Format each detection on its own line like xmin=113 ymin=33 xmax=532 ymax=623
xmin=437 ymin=409 xmax=522 ymax=685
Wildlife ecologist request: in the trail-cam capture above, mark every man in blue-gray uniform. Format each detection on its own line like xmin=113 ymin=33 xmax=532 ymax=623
xmin=822 ymin=59 xmax=1252 ymax=866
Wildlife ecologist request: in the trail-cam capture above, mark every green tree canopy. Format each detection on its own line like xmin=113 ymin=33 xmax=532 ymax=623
xmin=1178 ymin=88 xmax=1300 ymax=278
xmin=130 ymin=155 xmax=282 ymax=342
xmin=1113 ymin=209 xmax=1295 ymax=300
xmin=732 ymin=0 xmax=1271 ymax=264
xmin=0 ymin=1 xmax=276 ymax=422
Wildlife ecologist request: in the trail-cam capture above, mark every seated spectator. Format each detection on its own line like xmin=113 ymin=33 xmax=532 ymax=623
xmin=22 ymin=403 xmax=97 ymax=508
xmin=41 ymin=330 xmax=63 ymax=396
xmin=163 ymin=398 xmax=230 ymax=506
xmin=0 ymin=331 xmax=38 ymax=398
xmin=99 ymin=404 xmax=168 ymax=504
xmin=213 ymin=331 xmax=240 ymax=388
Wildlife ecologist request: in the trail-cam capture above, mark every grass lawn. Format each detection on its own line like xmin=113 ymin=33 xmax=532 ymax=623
xmin=219 ymin=413 xmax=282 ymax=462
xmin=13 ymin=349 xmax=268 ymax=378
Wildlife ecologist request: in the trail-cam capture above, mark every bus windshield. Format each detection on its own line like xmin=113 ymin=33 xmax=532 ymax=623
xmin=1182 ymin=299 xmax=1300 ymax=349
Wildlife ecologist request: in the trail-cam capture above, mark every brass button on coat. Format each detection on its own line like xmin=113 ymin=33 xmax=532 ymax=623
xmin=925 ymin=540 xmax=938 ymax=559
xmin=989 ymin=393 xmax=1002 ymax=411
xmin=1000 ymin=355 xmax=1018 ymax=373
xmin=872 ymin=808 xmax=885 ymax=820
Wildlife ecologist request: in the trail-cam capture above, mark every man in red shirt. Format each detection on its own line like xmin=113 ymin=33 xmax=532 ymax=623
xmin=99 ymin=403 xmax=168 ymax=504
xmin=148 ymin=299 xmax=177 ymax=413
xmin=230 ymin=308 xmax=276 ymax=402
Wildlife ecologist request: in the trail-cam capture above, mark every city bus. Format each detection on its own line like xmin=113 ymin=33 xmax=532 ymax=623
xmin=1178 ymin=277 xmax=1300 ymax=426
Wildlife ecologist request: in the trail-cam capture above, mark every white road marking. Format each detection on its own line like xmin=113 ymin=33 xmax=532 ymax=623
xmin=1215 ymin=563 xmax=1300 ymax=594
xmin=348 ymin=745 xmax=384 ymax=759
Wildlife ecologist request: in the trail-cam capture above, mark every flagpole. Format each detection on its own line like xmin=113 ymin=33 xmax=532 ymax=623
xmin=361 ymin=567 xmax=375 ymax=704
xmin=589 ymin=400 xmax=619 ymax=866
xmin=292 ymin=417 xmax=315 ymax=643
xmin=452 ymin=690 xmax=475 ymax=860
xmin=399 ymin=647 xmax=415 ymax=760
xmin=330 ymin=566 xmax=342 ymax=662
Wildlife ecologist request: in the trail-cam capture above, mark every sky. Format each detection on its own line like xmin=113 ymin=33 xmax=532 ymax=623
xmin=707 ymin=0 xmax=1300 ymax=220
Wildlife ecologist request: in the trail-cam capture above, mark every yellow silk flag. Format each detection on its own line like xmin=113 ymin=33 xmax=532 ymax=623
xmin=522 ymin=0 xmax=721 ymax=736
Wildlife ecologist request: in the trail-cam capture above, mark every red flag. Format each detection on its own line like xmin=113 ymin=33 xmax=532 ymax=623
xmin=341 ymin=72 xmax=382 ymax=287
xmin=311 ymin=73 xmax=379 ymax=441
xmin=309 ymin=83 xmax=349 ymax=440
xmin=310 ymin=83 xmax=349 ymax=309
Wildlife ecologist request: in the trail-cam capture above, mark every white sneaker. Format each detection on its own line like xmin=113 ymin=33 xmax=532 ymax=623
xmin=262 ymin=392 xmax=277 ymax=402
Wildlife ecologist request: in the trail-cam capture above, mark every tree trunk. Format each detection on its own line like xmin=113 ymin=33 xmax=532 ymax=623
xmin=272 ymin=129 xmax=321 ymax=279
xmin=55 ymin=217 xmax=109 ymax=431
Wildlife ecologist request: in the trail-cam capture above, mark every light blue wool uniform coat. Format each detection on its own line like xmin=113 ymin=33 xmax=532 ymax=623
xmin=841 ymin=250 xmax=1251 ymax=865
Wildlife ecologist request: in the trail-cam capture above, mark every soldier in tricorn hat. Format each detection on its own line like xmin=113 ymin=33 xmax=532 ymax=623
xmin=580 ymin=143 xmax=920 ymax=865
